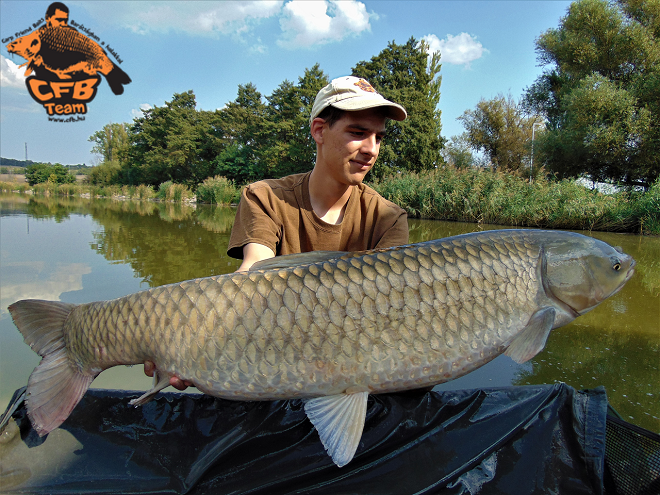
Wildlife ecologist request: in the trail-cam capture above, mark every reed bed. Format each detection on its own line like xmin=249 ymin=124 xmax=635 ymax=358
xmin=196 ymin=176 xmax=241 ymax=205
xmin=156 ymin=181 xmax=194 ymax=203
xmin=370 ymin=168 xmax=660 ymax=235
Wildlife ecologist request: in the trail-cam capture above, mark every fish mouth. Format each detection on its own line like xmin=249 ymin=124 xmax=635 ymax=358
xmin=576 ymin=259 xmax=636 ymax=315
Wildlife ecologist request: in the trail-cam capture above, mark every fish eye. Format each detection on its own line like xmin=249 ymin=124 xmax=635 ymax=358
xmin=610 ymin=256 xmax=621 ymax=271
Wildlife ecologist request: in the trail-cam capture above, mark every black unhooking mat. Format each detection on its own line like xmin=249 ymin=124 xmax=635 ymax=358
xmin=0 ymin=383 xmax=612 ymax=494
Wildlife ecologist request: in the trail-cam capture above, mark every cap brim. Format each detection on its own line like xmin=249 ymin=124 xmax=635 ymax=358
xmin=332 ymin=98 xmax=407 ymax=121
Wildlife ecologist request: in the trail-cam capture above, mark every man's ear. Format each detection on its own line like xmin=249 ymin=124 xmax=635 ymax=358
xmin=310 ymin=118 xmax=326 ymax=144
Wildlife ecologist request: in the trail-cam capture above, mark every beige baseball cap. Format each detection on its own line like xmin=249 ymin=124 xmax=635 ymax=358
xmin=310 ymin=76 xmax=407 ymax=125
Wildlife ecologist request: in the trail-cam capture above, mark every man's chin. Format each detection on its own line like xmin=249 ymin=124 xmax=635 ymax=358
xmin=346 ymin=172 xmax=369 ymax=185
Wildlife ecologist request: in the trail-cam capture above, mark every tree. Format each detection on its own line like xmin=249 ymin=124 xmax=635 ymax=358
xmin=524 ymin=0 xmax=659 ymax=187
xmin=214 ymin=83 xmax=267 ymax=184
xmin=25 ymin=163 xmax=76 ymax=185
xmin=89 ymin=123 xmax=130 ymax=164
xmin=88 ymin=122 xmax=130 ymax=185
xmin=352 ymin=37 xmax=445 ymax=178
xmin=441 ymin=134 xmax=478 ymax=169
xmin=260 ymin=65 xmax=329 ymax=179
xmin=214 ymin=66 xmax=329 ymax=183
xmin=458 ymin=93 xmax=543 ymax=172
xmin=126 ymin=91 xmax=219 ymax=187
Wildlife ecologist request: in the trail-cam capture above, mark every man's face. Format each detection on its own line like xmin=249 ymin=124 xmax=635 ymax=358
xmin=47 ymin=9 xmax=69 ymax=27
xmin=313 ymin=108 xmax=387 ymax=186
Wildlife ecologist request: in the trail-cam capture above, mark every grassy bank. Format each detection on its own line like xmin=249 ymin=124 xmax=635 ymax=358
xmin=370 ymin=168 xmax=660 ymax=235
xmin=2 ymin=168 xmax=658 ymax=234
xmin=0 ymin=175 xmax=242 ymax=205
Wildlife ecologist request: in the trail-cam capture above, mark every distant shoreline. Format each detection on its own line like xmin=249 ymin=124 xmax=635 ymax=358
xmin=2 ymin=170 xmax=658 ymax=236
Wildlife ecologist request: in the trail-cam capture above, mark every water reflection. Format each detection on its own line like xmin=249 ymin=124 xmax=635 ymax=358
xmin=88 ymin=202 xmax=240 ymax=287
xmin=1 ymin=261 xmax=91 ymax=315
xmin=0 ymin=195 xmax=658 ymax=432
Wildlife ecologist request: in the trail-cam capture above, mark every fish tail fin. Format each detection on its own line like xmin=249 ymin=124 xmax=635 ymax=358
xmin=8 ymin=300 xmax=94 ymax=437
xmin=105 ymin=64 xmax=131 ymax=95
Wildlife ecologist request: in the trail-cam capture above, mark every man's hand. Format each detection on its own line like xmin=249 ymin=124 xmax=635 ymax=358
xmin=144 ymin=361 xmax=193 ymax=390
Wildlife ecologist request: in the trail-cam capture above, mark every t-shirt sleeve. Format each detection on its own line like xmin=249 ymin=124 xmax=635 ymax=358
xmin=227 ymin=184 xmax=282 ymax=259
xmin=374 ymin=208 xmax=409 ymax=249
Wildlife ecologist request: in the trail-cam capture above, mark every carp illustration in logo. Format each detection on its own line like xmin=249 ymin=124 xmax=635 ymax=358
xmin=7 ymin=26 xmax=131 ymax=95
xmin=4 ymin=2 xmax=130 ymax=119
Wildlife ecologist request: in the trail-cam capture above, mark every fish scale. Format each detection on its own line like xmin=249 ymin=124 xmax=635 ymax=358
xmin=9 ymin=229 xmax=635 ymax=467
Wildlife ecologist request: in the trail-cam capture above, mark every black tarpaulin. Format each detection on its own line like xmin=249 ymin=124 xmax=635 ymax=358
xmin=0 ymin=383 xmax=608 ymax=494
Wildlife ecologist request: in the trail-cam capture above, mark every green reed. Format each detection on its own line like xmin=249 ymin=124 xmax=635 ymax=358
xmin=370 ymin=168 xmax=660 ymax=235
xmin=196 ymin=175 xmax=241 ymax=205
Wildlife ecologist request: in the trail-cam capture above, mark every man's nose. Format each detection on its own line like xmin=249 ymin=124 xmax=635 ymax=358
xmin=360 ymin=134 xmax=378 ymax=156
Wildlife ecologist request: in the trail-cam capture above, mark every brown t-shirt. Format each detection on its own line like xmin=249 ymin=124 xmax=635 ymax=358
xmin=227 ymin=172 xmax=408 ymax=259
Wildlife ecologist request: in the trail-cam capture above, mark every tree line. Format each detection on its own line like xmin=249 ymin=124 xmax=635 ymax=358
xmin=85 ymin=0 xmax=657 ymax=191
xmin=88 ymin=38 xmax=444 ymax=188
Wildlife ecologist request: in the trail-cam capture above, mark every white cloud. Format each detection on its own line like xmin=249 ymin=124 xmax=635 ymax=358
xmin=423 ymin=33 xmax=487 ymax=67
xmin=76 ymin=0 xmax=374 ymax=48
xmin=131 ymin=103 xmax=152 ymax=119
xmin=78 ymin=1 xmax=284 ymax=37
xmin=1 ymin=55 xmax=26 ymax=88
xmin=278 ymin=0 xmax=372 ymax=48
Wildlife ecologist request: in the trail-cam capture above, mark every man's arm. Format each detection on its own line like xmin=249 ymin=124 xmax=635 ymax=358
xmin=236 ymin=243 xmax=275 ymax=272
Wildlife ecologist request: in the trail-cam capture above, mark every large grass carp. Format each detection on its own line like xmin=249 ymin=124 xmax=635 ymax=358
xmin=8 ymin=229 xmax=634 ymax=467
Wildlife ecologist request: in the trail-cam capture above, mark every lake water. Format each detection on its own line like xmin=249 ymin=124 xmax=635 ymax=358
xmin=1 ymin=194 xmax=658 ymax=432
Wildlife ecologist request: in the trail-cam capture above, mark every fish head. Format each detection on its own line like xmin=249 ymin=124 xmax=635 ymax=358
xmin=543 ymin=234 xmax=635 ymax=315
xmin=7 ymin=31 xmax=41 ymax=60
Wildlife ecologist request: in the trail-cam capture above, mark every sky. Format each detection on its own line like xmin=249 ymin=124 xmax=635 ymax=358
xmin=1 ymin=0 xmax=573 ymax=166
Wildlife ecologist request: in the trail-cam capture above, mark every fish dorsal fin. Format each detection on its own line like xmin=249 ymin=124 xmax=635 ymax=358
xmin=304 ymin=391 xmax=369 ymax=467
xmin=505 ymin=307 xmax=556 ymax=364
xmin=250 ymin=251 xmax=347 ymax=271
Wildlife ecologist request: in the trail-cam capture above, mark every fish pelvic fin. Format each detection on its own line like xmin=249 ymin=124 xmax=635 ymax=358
xmin=505 ymin=306 xmax=556 ymax=364
xmin=8 ymin=300 xmax=94 ymax=437
xmin=128 ymin=371 xmax=171 ymax=407
xmin=304 ymin=391 xmax=369 ymax=468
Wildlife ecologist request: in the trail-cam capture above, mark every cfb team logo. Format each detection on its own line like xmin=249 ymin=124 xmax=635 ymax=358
xmin=4 ymin=2 xmax=130 ymax=121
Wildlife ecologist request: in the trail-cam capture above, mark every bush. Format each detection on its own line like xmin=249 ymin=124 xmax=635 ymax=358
xmin=156 ymin=181 xmax=192 ymax=202
xmin=58 ymin=183 xmax=84 ymax=197
xmin=635 ymin=179 xmax=660 ymax=235
xmin=136 ymin=184 xmax=155 ymax=200
xmin=88 ymin=161 xmax=121 ymax=185
xmin=196 ymin=175 xmax=240 ymax=204
xmin=25 ymin=163 xmax=76 ymax=186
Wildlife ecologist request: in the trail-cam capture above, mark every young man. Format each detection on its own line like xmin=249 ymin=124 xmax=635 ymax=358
xmin=145 ymin=76 xmax=409 ymax=389
xmin=229 ymin=75 xmax=409 ymax=271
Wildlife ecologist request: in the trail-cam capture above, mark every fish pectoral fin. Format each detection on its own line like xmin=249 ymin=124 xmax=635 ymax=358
xmin=250 ymin=251 xmax=347 ymax=271
xmin=505 ymin=307 xmax=556 ymax=364
xmin=128 ymin=371 xmax=171 ymax=407
xmin=304 ymin=391 xmax=369 ymax=468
